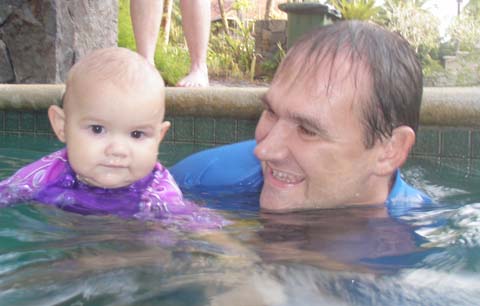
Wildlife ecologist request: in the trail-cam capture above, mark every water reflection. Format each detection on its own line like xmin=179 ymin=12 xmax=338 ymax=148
xmin=254 ymin=206 xmax=421 ymax=271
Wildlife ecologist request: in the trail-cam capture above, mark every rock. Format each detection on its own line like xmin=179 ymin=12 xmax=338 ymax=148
xmin=0 ymin=0 xmax=118 ymax=84
xmin=0 ymin=40 xmax=15 ymax=83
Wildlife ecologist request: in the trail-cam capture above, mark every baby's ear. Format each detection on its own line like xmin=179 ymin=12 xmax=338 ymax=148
xmin=48 ymin=105 xmax=67 ymax=143
xmin=158 ymin=121 xmax=171 ymax=142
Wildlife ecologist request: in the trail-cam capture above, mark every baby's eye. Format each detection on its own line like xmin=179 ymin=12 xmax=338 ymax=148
xmin=130 ymin=130 xmax=145 ymax=139
xmin=90 ymin=125 xmax=104 ymax=134
xmin=298 ymin=125 xmax=317 ymax=137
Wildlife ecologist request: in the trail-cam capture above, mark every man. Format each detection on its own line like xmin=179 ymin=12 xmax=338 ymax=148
xmin=171 ymin=20 xmax=430 ymax=213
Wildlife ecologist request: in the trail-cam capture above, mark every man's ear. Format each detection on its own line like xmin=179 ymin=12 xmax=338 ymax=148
xmin=157 ymin=121 xmax=171 ymax=143
xmin=374 ymin=126 xmax=415 ymax=176
xmin=48 ymin=105 xmax=67 ymax=143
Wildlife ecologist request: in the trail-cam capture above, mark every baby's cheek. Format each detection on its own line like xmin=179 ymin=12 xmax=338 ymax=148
xmin=136 ymin=148 xmax=159 ymax=173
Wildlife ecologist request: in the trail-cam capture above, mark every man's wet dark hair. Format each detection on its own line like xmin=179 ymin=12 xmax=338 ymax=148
xmin=274 ymin=20 xmax=423 ymax=148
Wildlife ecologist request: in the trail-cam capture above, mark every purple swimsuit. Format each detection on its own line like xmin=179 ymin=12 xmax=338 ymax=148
xmin=0 ymin=149 xmax=226 ymax=229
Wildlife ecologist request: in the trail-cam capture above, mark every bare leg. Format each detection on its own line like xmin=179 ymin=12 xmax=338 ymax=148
xmin=177 ymin=0 xmax=210 ymax=87
xmin=130 ymin=0 xmax=164 ymax=65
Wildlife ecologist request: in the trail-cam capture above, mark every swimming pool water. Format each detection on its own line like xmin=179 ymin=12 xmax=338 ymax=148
xmin=1 ymin=144 xmax=480 ymax=305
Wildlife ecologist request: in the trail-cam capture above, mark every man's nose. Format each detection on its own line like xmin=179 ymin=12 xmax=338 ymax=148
xmin=254 ymin=120 xmax=290 ymax=161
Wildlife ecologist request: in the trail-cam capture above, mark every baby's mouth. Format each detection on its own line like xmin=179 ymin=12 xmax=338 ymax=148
xmin=102 ymin=160 xmax=128 ymax=168
xmin=103 ymin=164 xmax=127 ymax=169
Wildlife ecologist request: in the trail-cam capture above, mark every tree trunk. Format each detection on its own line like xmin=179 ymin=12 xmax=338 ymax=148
xmin=218 ymin=0 xmax=230 ymax=34
xmin=161 ymin=0 xmax=174 ymax=44
xmin=265 ymin=0 xmax=274 ymax=20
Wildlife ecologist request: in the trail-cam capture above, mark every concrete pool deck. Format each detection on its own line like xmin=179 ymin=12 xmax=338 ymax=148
xmin=0 ymin=85 xmax=479 ymax=126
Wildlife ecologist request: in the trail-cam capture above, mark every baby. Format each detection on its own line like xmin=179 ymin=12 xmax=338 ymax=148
xmin=0 ymin=47 xmax=225 ymax=229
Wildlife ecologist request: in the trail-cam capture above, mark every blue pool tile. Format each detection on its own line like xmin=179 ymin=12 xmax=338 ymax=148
xmin=471 ymin=131 xmax=480 ymax=159
xmin=441 ymin=129 xmax=470 ymax=158
xmin=0 ymin=111 xmax=4 ymax=130
xmin=194 ymin=118 xmax=215 ymax=143
xmin=35 ymin=111 xmax=52 ymax=133
xmin=215 ymin=118 xmax=237 ymax=144
xmin=413 ymin=127 xmax=440 ymax=156
xmin=20 ymin=112 xmax=35 ymax=132
xmin=5 ymin=111 xmax=19 ymax=131
xmin=470 ymin=158 xmax=480 ymax=176
xmin=236 ymin=119 xmax=257 ymax=141
xmin=174 ymin=117 xmax=194 ymax=142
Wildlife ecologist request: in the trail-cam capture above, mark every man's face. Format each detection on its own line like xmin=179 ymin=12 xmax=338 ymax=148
xmin=61 ymin=77 xmax=169 ymax=189
xmin=254 ymin=57 xmax=389 ymax=211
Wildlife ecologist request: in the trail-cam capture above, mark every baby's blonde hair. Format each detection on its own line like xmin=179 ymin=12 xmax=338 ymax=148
xmin=63 ymin=47 xmax=164 ymax=106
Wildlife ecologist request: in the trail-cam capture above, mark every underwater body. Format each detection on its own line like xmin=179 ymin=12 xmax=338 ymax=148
xmin=0 ymin=146 xmax=480 ymax=305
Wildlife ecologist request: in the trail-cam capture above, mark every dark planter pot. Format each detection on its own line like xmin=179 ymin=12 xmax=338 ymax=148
xmin=278 ymin=2 xmax=341 ymax=48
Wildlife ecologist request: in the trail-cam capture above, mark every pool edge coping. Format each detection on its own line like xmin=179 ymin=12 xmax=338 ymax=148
xmin=1 ymin=85 xmax=480 ymax=126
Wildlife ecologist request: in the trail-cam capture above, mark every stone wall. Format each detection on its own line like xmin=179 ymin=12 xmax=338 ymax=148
xmin=0 ymin=0 xmax=118 ymax=84
xmin=254 ymin=19 xmax=287 ymax=78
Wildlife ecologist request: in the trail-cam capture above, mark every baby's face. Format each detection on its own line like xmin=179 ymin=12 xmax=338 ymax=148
xmin=62 ymin=77 xmax=169 ymax=189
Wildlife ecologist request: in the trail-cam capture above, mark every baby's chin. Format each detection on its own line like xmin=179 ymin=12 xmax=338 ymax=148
xmin=76 ymin=174 xmax=136 ymax=189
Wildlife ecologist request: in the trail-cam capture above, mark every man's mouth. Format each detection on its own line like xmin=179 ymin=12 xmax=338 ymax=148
xmin=269 ymin=166 xmax=304 ymax=185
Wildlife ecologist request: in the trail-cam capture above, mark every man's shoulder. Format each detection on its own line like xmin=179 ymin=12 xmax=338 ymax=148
xmin=170 ymin=140 xmax=262 ymax=189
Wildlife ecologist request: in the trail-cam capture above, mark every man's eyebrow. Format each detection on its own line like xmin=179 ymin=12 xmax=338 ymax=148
xmin=289 ymin=112 xmax=332 ymax=140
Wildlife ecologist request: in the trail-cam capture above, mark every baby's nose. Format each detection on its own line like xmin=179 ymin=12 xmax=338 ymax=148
xmin=105 ymin=140 xmax=129 ymax=158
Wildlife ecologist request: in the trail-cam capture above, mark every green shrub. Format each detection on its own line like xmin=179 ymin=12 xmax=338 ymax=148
xmin=260 ymin=42 xmax=286 ymax=80
xmin=328 ymin=0 xmax=381 ymax=21
xmin=117 ymin=0 xmax=136 ymax=51
xmin=208 ymin=18 xmax=256 ymax=80
xmin=155 ymin=46 xmax=190 ymax=86
xmin=447 ymin=14 xmax=480 ymax=52
xmin=421 ymin=53 xmax=445 ymax=78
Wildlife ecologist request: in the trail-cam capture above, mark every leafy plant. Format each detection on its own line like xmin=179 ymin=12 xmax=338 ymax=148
xmin=464 ymin=0 xmax=480 ymax=19
xmin=260 ymin=42 xmax=286 ymax=80
xmin=329 ymin=0 xmax=381 ymax=20
xmin=384 ymin=0 xmax=430 ymax=10
xmin=154 ymin=45 xmax=190 ymax=86
xmin=208 ymin=17 xmax=256 ymax=80
xmin=447 ymin=13 xmax=480 ymax=52
xmin=117 ymin=0 xmax=136 ymax=51
xmin=381 ymin=0 xmax=440 ymax=54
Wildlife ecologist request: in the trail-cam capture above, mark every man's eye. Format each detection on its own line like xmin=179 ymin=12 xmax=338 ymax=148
xmin=264 ymin=107 xmax=276 ymax=119
xmin=298 ymin=125 xmax=316 ymax=137
xmin=131 ymin=130 xmax=144 ymax=139
xmin=90 ymin=125 xmax=104 ymax=134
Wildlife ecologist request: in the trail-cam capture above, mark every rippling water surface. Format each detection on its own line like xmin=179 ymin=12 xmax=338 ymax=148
xmin=1 ymin=147 xmax=480 ymax=306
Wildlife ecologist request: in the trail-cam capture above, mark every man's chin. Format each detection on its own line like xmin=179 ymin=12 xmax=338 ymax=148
xmin=259 ymin=190 xmax=302 ymax=213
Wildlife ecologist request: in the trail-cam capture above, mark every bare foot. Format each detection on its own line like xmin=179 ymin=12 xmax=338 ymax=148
xmin=176 ymin=68 xmax=209 ymax=87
